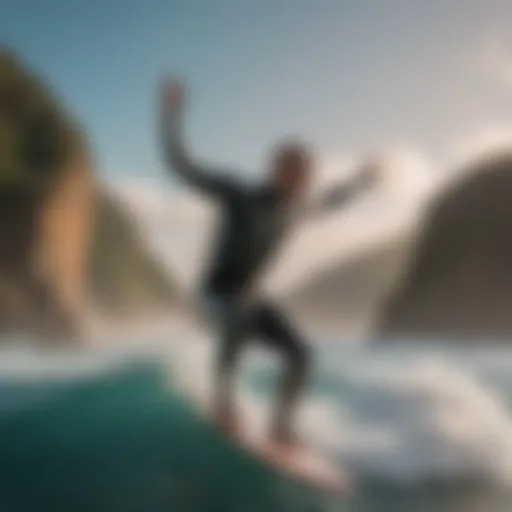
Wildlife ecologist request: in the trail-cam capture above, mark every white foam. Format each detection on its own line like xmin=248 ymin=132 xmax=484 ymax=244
xmin=168 ymin=337 xmax=512 ymax=487
xmin=2 ymin=329 xmax=512 ymax=488
xmin=326 ymin=354 xmax=512 ymax=485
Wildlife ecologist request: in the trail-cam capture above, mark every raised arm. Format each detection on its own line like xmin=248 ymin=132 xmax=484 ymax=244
xmin=303 ymin=160 xmax=379 ymax=219
xmin=159 ymin=78 xmax=241 ymax=200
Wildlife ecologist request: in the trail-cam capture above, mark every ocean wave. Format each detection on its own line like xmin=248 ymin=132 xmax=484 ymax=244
xmin=1 ymin=333 xmax=512 ymax=489
xmin=167 ymin=338 xmax=512 ymax=487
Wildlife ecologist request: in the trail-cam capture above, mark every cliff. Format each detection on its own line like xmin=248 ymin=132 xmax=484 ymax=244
xmin=0 ymin=50 xmax=181 ymax=341
xmin=378 ymin=151 xmax=512 ymax=341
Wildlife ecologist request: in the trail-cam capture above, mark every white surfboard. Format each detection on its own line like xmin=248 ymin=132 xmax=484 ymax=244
xmin=183 ymin=387 xmax=351 ymax=496
xmin=212 ymin=414 xmax=350 ymax=496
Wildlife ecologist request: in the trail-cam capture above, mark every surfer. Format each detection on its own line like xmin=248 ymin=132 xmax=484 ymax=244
xmin=159 ymin=78 xmax=378 ymax=448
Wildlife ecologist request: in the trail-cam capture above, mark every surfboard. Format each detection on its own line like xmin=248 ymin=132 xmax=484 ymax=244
xmin=211 ymin=413 xmax=350 ymax=496
xmin=179 ymin=387 xmax=351 ymax=497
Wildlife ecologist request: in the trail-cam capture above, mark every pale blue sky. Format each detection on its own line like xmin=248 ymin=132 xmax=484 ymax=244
xmin=2 ymin=0 xmax=512 ymax=189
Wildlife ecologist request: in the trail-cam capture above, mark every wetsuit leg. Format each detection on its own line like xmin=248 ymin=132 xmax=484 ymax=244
xmin=202 ymin=294 xmax=253 ymax=414
xmin=253 ymin=301 xmax=311 ymax=444
xmin=202 ymin=293 xmax=310 ymax=442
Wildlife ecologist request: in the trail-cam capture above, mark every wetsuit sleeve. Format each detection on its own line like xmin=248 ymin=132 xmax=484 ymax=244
xmin=160 ymin=110 xmax=244 ymax=201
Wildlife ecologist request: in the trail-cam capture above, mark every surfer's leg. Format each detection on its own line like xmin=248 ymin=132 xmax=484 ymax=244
xmin=203 ymin=294 xmax=252 ymax=433
xmin=216 ymin=303 xmax=246 ymax=413
xmin=254 ymin=301 xmax=311 ymax=445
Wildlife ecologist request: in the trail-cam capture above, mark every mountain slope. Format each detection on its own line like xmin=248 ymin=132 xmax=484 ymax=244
xmin=378 ymin=151 xmax=512 ymax=341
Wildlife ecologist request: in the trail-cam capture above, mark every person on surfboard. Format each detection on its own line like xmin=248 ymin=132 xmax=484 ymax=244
xmin=159 ymin=78 xmax=379 ymax=448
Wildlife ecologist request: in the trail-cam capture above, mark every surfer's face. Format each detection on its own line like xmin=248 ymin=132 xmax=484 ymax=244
xmin=271 ymin=143 xmax=312 ymax=202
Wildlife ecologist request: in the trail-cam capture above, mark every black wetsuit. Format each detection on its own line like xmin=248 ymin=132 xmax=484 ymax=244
xmin=161 ymin=111 xmax=367 ymax=439
xmin=203 ymin=181 xmax=288 ymax=297
xmin=195 ymin=177 xmax=310 ymax=438
xmin=167 ymin=158 xmax=308 ymax=418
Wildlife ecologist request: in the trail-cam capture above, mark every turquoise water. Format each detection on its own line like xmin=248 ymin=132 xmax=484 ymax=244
xmin=0 ymin=361 xmax=333 ymax=511
xmin=1 ymin=340 xmax=512 ymax=511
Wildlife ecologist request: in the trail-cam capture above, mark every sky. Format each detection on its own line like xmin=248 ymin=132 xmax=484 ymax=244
xmin=2 ymin=0 xmax=512 ymax=192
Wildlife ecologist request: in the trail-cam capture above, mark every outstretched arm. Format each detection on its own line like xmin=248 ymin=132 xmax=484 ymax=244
xmin=159 ymin=78 xmax=241 ymax=200
xmin=303 ymin=161 xmax=379 ymax=219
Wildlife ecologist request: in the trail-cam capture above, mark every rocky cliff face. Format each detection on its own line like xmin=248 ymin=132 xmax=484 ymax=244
xmin=0 ymin=50 xmax=84 ymax=339
xmin=36 ymin=149 xmax=97 ymax=337
xmin=378 ymin=151 xmax=512 ymax=341
xmin=0 ymin=50 xmax=181 ymax=342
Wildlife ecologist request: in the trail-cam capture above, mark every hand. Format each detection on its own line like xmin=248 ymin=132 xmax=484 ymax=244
xmin=160 ymin=77 xmax=185 ymax=115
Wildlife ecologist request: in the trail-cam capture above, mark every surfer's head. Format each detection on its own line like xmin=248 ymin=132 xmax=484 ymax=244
xmin=269 ymin=139 xmax=313 ymax=202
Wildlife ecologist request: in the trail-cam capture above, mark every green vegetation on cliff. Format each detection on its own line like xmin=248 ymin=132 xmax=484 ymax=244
xmin=0 ymin=50 xmax=80 ymax=191
xmin=0 ymin=48 xmax=181 ymax=339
